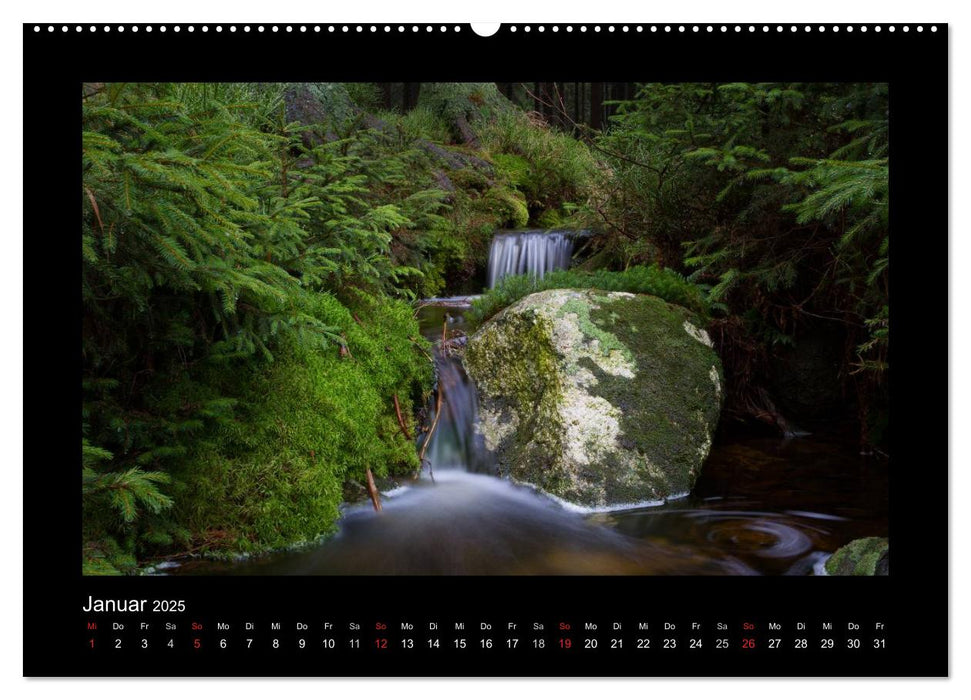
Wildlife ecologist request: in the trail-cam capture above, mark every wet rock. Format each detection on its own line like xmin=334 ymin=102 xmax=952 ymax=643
xmin=417 ymin=141 xmax=494 ymax=176
xmin=283 ymin=83 xmax=360 ymax=146
xmin=432 ymin=170 xmax=456 ymax=193
xmin=824 ymin=537 xmax=889 ymax=575
xmin=464 ymin=289 xmax=723 ymax=508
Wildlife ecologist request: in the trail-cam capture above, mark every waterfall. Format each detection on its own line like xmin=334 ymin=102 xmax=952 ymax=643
xmin=486 ymin=230 xmax=576 ymax=288
xmin=424 ymin=353 xmax=491 ymax=474
xmin=415 ymin=302 xmax=494 ymax=475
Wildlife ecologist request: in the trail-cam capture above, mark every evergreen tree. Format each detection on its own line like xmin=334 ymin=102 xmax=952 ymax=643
xmin=589 ymin=83 xmax=889 ymax=442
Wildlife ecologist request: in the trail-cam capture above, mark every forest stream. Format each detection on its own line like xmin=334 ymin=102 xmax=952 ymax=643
xmin=168 ymin=232 xmax=888 ymax=577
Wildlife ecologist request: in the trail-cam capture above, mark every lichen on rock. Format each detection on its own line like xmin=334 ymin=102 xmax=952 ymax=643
xmin=463 ymin=288 xmax=723 ymax=508
xmin=683 ymin=320 xmax=714 ymax=348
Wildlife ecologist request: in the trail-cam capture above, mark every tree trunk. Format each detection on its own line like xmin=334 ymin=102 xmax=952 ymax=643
xmin=590 ymin=82 xmax=603 ymax=130
xmin=403 ymin=83 xmax=420 ymax=110
xmin=543 ymin=82 xmax=556 ymax=121
xmin=574 ymin=81 xmax=582 ymax=125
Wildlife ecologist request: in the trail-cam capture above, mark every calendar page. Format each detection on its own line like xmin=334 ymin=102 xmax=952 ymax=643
xmin=23 ymin=21 xmax=946 ymax=677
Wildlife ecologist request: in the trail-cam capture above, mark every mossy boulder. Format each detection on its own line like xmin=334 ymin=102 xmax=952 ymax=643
xmin=463 ymin=289 xmax=723 ymax=508
xmin=824 ymin=537 xmax=889 ymax=576
xmin=416 ymin=83 xmax=514 ymax=145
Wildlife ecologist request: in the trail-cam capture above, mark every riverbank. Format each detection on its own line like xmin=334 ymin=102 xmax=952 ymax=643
xmin=156 ymin=292 xmax=886 ymax=576
xmin=163 ymin=432 xmax=887 ymax=576
xmin=82 ymin=82 xmax=890 ymax=574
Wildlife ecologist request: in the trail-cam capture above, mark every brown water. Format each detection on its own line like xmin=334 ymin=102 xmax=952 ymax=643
xmin=171 ymin=300 xmax=887 ymax=576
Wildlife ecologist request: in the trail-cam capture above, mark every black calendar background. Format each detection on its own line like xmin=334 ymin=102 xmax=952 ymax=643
xmin=22 ymin=22 xmax=947 ymax=677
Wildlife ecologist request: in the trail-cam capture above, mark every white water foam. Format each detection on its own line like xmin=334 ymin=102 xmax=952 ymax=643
xmin=784 ymin=509 xmax=849 ymax=521
xmin=812 ymin=554 xmax=832 ymax=576
xmin=380 ymin=485 xmax=412 ymax=498
xmin=512 ymin=479 xmax=687 ymax=514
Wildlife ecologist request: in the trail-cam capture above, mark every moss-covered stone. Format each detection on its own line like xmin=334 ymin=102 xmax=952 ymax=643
xmin=484 ymin=186 xmax=530 ymax=228
xmin=464 ymin=289 xmax=723 ymax=508
xmin=824 ymin=537 xmax=889 ymax=576
xmin=416 ymin=83 xmax=514 ymax=144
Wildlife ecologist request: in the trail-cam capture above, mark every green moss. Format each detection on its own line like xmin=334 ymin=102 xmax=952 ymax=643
xmin=465 ymin=289 xmax=722 ymax=507
xmin=479 ymin=110 xmax=598 ymax=218
xmin=493 ymin=152 xmax=532 ymax=187
xmin=465 ymin=310 xmax=560 ymax=434
xmin=484 ymin=187 xmax=530 ymax=228
xmin=464 ymin=310 xmax=567 ymax=492
xmin=824 ymin=537 xmax=889 ymax=576
xmin=166 ymin=293 xmax=433 ymax=554
xmin=350 ymin=86 xmax=599 ymax=289
xmin=583 ymin=295 xmax=722 ymax=502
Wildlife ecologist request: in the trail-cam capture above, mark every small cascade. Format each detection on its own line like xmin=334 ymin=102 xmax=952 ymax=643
xmin=423 ymin=354 xmax=491 ymax=474
xmin=416 ymin=302 xmax=493 ymax=476
xmin=170 ymin=295 xmax=881 ymax=576
xmin=486 ymin=230 xmax=577 ymax=288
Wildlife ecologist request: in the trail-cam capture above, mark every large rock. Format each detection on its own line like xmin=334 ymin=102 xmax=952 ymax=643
xmin=464 ymin=289 xmax=723 ymax=508
xmin=824 ymin=537 xmax=889 ymax=576
xmin=283 ymin=83 xmax=360 ymax=146
xmin=416 ymin=83 xmax=514 ymax=146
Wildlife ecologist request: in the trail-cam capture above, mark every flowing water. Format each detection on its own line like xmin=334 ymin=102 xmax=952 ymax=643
xmin=486 ymin=229 xmax=576 ymax=288
xmin=171 ymin=231 xmax=887 ymax=576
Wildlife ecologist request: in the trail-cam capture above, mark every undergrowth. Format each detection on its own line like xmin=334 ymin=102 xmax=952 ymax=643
xmin=468 ymin=265 xmax=710 ymax=326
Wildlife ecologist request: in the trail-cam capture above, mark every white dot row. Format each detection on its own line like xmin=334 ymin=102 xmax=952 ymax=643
xmin=35 ymin=25 xmax=463 ymax=33
xmin=509 ymin=24 xmax=937 ymax=33
xmin=33 ymin=24 xmax=939 ymax=34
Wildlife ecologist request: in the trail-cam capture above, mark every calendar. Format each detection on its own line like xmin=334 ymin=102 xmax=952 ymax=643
xmin=22 ymin=21 xmax=947 ymax=678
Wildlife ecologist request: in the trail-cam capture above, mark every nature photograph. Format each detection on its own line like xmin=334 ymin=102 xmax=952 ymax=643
xmin=81 ymin=81 xmax=890 ymax=576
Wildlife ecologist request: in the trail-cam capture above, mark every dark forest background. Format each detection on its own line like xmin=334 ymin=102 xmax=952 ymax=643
xmin=378 ymin=82 xmax=633 ymax=130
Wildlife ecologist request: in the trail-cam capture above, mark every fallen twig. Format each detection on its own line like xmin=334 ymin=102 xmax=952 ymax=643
xmin=393 ymin=393 xmax=412 ymax=441
xmin=365 ymin=468 xmax=383 ymax=512
xmin=417 ymin=379 xmax=444 ymax=480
